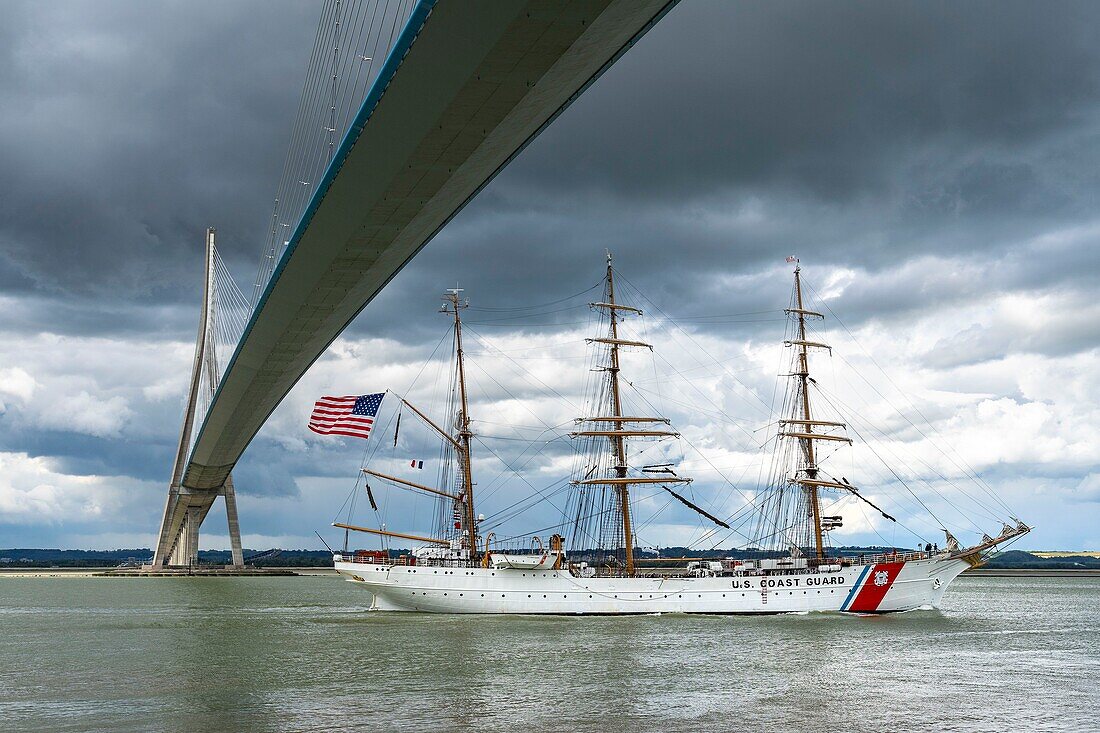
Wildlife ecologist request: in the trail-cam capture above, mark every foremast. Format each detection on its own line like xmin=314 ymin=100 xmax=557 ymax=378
xmin=340 ymin=289 xmax=479 ymax=563
xmin=572 ymin=252 xmax=689 ymax=576
xmin=443 ymin=289 xmax=478 ymax=561
xmin=778 ymin=264 xmax=852 ymax=561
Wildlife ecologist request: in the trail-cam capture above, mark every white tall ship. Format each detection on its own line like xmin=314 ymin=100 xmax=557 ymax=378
xmin=333 ymin=256 xmax=1028 ymax=614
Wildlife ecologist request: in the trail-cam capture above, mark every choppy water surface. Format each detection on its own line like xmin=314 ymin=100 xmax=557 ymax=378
xmin=1 ymin=574 xmax=1096 ymax=732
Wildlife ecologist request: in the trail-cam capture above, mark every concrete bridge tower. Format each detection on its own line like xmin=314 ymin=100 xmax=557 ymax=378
xmin=150 ymin=228 xmax=245 ymax=568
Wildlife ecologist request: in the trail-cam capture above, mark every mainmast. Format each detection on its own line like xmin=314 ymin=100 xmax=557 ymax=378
xmin=793 ymin=268 xmax=824 ymax=559
xmin=572 ymin=252 xmax=689 ymax=576
xmin=443 ymin=289 xmax=478 ymax=560
xmin=604 ymin=254 xmax=634 ymax=574
xmin=778 ymin=264 xmax=851 ymax=561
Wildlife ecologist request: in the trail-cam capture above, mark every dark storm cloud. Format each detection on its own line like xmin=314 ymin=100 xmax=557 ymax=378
xmin=0 ymin=0 xmax=318 ymax=307
xmin=331 ymin=0 xmax=1100 ymax=347
xmin=5 ymin=0 xmax=1097 ymax=343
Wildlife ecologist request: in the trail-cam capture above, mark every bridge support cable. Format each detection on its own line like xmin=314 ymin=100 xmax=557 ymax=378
xmin=151 ymin=228 xmax=245 ymax=568
xmin=182 ymin=0 xmax=682 ymax=497
xmin=252 ymin=0 xmax=416 ymax=308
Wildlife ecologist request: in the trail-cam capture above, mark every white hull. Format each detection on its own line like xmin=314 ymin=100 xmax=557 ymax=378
xmin=334 ymin=556 xmax=970 ymax=615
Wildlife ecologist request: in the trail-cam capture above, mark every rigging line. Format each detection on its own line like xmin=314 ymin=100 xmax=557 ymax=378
xmin=458 ymin=366 xmax=574 ymax=501
xmin=463 ymin=320 xmax=594 ymax=328
xmin=478 ymin=433 xmax=566 ymax=442
xmin=478 ymin=427 xmax=573 ymax=504
xmin=585 ymin=324 xmax=758 ymax=531
xmin=460 ymin=337 xmax=588 ymax=354
xmin=393 ymin=328 xmax=451 ymax=403
xmin=810 ymin=387 xmax=958 ymax=533
xmin=803 ymin=278 xmax=1015 ymax=516
xmin=481 ymin=482 xmax=573 ymax=532
xmin=612 ymin=269 xmax=774 ymax=413
xmin=632 ymin=495 xmax=678 ymax=534
xmin=826 ymin=339 xmax=1013 ymax=520
xmin=464 ymin=326 xmax=583 ymax=413
xmin=462 ymin=304 xmax=590 ymax=322
xmin=492 ymin=487 xmax=666 ymax=545
xmin=829 ymin=400 xmax=1004 ymax=531
xmin=834 ymin=349 xmax=1016 ymax=519
xmin=627 ymin=369 xmax=762 ymax=433
xmin=466 ymin=280 xmax=604 ymax=312
xmin=462 ymin=360 xmax=558 ymax=434
xmin=472 ymin=436 xmax=571 ymax=523
xmin=671 ymin=310 xmax=784 ymax=319
xmin=628 ymin=360 xmax=764 ymax=385
xmin=813 ymin=380 xmax=1000 ymax=529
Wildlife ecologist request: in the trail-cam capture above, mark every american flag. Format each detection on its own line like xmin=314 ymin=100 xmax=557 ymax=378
xmin=786 ymin=255 xmax=798 ymax=263
xmin=308 ymin=393 xmax=384 ymax=439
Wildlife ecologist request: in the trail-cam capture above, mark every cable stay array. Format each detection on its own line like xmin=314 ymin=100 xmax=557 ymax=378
xmin=251 ymin=0 xmax=418 ymax=308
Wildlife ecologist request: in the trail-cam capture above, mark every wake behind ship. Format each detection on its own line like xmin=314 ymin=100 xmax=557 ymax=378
xmin=330 ymin=256 xmax=1028 ymax=614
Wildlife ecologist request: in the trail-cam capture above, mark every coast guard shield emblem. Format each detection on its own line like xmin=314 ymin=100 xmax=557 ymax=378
xmin=873 ymin=570 xmax=890 ymax=587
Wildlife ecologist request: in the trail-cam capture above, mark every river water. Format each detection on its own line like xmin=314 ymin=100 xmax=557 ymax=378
xmin=1 ymin=574 xmax=1096 ymax=732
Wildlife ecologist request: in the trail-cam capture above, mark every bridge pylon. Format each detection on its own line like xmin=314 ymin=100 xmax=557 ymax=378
xmin=151 ymin=228 xmax=245 ymax=568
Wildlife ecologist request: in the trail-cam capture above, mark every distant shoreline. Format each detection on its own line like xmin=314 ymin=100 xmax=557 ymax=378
xmin=0 ymin=567 xmax=340 ymax=578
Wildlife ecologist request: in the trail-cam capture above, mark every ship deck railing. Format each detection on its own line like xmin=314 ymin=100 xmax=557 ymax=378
xmin=835 ymin=549 xmax=939 ymax=566
xmin=337 ymin=549 xmax=943 ymax=572
xmin=338 ymin=553 xmax=418 ymax=566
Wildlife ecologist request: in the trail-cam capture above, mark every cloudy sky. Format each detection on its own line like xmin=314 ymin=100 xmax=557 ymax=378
xmin=2 ymin=0 xmax=1098 ymax=553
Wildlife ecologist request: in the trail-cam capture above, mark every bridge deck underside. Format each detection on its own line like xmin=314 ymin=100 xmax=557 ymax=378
xmin=180 ymin=0 xmax=676 ymax=492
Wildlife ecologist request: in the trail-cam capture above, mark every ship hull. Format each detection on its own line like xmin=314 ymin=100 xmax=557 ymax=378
xmin=334 ymin=556 xmax=969 ymax=614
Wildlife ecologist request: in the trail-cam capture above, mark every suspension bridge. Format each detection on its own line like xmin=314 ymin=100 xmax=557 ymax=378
xmin=151 ymin=0 xmax=680 ymax=567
